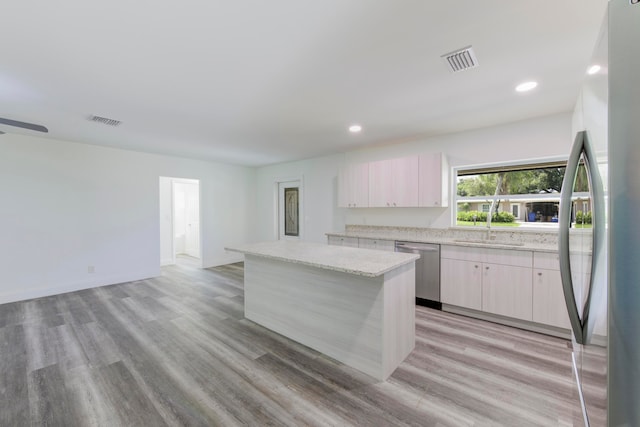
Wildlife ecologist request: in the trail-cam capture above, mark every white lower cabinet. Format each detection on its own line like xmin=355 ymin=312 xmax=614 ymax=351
xmin=441 ymin=258 xmax=482 ymax=310
xmin=441 ymin=245 xmax=533 ymax=322
xmin=482 ymin=263 xmax=533 ymax=321
xmin=327 ymin=236 xmax=394 ymax=251
xmin=533 ymin=267 xmax=571 ymax=329
xmin=532 ymin=252 xmax=571 ymax=329
xmin=357 ymin=238 xmax=395 ymax=252
xmin=327 ymin=236 xmax=359 ymax=248
xmin=442 ymin=245 xmax=574 ymax=330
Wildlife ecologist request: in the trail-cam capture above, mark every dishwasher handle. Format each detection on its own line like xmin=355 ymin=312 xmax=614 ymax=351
xmin=395 ymin=243 xmax=439 ymax=252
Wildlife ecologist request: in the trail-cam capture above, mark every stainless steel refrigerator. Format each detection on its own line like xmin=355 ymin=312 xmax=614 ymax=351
xmin=562 ymin=1 xmax=640 ymax=425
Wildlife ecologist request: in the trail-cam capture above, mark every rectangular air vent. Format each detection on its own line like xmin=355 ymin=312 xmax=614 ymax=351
xmin=442 ymin=46 xmax=478 ymax=73
xmin=88 ymin=115 xmax=122 ymax=127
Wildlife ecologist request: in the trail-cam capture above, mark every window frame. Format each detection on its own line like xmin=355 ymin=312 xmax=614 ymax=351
xmin=451 ymin=156 xmax=576 ymax=229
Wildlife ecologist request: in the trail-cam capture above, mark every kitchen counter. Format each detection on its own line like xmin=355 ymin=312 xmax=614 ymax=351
xmin=225 ymin=240 xmax=419 ymax=277
xmin=225 ymin=240 xmax=417 ymax=381
xmin=326 ymin=227 xmax=560 ymax=252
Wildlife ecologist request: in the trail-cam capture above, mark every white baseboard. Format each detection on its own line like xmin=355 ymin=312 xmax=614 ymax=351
xmin=442 ymin=304 xmax=572 ymax=340
xmin=0 ymin=269 xmax=160 ymax=305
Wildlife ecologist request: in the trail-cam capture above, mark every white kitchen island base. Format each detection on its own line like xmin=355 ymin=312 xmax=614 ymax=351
xmin=244 ymin=254 xmax=415 ymax=381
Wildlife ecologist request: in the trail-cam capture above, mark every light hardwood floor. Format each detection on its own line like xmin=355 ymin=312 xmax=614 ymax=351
xmin=0 ymin=261 xmax=605 ymax=426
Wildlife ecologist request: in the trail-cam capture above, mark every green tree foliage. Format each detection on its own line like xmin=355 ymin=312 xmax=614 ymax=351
xmin=457 ymin=167 xmax=567 ymax=197
xmin=575 ymin=210 xmax=592 ymax=224
xmin=574 ymin=164 xmax=589 ymax=192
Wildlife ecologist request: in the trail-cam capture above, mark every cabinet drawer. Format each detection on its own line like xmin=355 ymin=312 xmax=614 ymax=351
xmin=533 ymin=252 xmax=560 ymax=270
xmin=441 ymin=245 xmax=532 ymax=268
xmin=358 ymin=238 xmax=395 ymax=252
xmin=327 ymin=236 xmax=359 ymax=247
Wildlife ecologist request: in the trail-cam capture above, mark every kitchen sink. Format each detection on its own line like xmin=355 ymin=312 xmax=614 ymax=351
xmin=453 ymin=239 xmax=525 ymax=247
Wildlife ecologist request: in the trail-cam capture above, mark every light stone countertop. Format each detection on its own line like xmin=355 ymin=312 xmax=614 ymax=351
xmin=326 ymin=228 xmax=559 ymax=253
xmin=225 ymin=240 xmax=419 ymax=278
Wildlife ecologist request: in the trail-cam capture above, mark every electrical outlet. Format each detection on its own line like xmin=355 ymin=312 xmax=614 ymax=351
xmin=88 ymin=265 xmax=95 ymax=273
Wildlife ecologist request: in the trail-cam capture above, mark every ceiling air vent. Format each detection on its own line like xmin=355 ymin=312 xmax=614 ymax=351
xmin=442 ymin=46 xmax=478 ymax=73
xmin=88 ymin=115 xmax=122 ymax=127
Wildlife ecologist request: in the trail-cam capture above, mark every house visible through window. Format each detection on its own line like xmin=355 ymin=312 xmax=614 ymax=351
xmin=455 ymin=159 xmax=590 ymax=228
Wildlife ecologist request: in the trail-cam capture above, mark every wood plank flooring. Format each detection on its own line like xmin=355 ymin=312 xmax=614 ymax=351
xmin=0 ymin=260 xmax=605 ymax=426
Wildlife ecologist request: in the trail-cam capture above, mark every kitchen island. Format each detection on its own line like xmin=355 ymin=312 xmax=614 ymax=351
xmin=225 ymin=240 xmax=419 ymax=381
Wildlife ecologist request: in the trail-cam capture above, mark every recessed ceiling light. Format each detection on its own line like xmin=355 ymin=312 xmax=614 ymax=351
xmin=349 ymin=124 xmax=362 ymax=133
xmin=587 ymin=65 xmax=601 ymax=75
xmin=515 ymin=81 xmax=538 ymax=92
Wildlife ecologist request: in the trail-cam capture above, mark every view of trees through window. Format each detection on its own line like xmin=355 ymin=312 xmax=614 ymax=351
xmin=456 ymin=162 xmax=589 ymax=227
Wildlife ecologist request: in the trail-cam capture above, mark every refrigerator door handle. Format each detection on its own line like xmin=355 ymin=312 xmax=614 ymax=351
xmin=559 ymin=130 xmax=606 ymax=346
xmin=559 ymin=131 xmax=587 ymax=344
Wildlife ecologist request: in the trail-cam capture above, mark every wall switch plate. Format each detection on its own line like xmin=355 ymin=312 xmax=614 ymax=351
xmin=88 ymin=266 xmax=95 ymax=273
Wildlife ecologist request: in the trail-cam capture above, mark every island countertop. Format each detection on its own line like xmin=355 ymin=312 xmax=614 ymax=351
xmin=225 ymin=240 xmax=419 ymax=278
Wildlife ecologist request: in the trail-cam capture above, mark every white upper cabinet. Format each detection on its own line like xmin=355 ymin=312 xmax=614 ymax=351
xmin=369 ymin=156 xmax=419 ymax=207
xmin=418 ymin=153 xmax=449 ymax=207
xmin=338 ymin=152 xmax=448 ymax=209
xmin=338 ymin=163 xmax=369 ymax=208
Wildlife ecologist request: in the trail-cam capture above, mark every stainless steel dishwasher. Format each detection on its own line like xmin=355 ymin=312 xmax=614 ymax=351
xmin=395 ymin=241 xmax=441 ymax=309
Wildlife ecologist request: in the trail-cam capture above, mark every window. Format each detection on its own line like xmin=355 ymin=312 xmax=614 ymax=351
xmin=455 ymin=159 xmax=588 ymax=228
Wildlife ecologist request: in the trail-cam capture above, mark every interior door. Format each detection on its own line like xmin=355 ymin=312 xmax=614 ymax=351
xmin=278 ymin=181 xmax=301 ymax=240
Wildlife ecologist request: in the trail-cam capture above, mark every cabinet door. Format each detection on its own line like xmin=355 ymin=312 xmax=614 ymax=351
xmin=441 ymin=258 xmax=482 ymax=310
xmin=369 ymin=156 xmax=419 ymax=207
xmin=533 ymin=268 xmax=571 ymax=329
xmin=358 ymin=238 xmax=395 ymax=252
xmin=390 ymin=156 xmax=419 ymax=207
xmin=418 ymin=153 xmax=448 ymax=207
xmin=482 ymin=263 xmax=533 ymax=321
xmin=368 ymin=160 xmax=394 ymax=207
xmin=338 ymin=163 xmax=369 ymax=207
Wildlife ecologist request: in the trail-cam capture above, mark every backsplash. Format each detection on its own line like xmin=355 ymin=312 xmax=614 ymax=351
xmin=343 ymin=224 xmax=561 ymax=246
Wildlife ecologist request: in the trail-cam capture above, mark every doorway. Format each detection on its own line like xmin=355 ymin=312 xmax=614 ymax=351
xmin=278 ymin=180 xmax=302 ymax=240
xmin=159 ymin=177 xmax=201 ymax=266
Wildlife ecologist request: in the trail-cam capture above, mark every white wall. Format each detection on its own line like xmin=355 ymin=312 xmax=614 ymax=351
xmin=0 ymin=112 xmax=573 ymax=303
xmin=254 ymin=153 xmax=346 ymax=243
xmin=254 ymin=112 xmax=573 ymax=240
xmin=0 ymin=134 xmax=255 ymax=304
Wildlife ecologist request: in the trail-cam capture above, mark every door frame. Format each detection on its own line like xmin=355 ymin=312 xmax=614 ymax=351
xmin=274 ymin=176 xmax=304 ymax=240
xmin=159 ymin=176 xmax=202 ymax=266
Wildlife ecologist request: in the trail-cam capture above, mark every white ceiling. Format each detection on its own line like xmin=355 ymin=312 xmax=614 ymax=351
xmin=0 ymin=1 xmax=608 ymax=166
